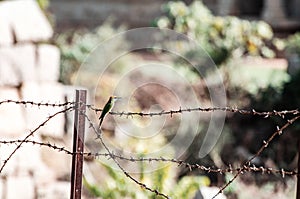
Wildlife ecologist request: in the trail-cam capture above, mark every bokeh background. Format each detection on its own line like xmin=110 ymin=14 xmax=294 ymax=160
xmin=1 ymin=0 xmax=300 ymax=198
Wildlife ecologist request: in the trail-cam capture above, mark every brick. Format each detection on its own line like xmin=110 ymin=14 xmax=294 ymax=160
xmin=0 ymin=141 xmax=19 ymax=176
xmin=0 ymin=1 xmax=13 ymax=46
xmin=0 ymin=136 xmax=56 ymax=184
xmin=19 ymin=137 xmax=56 ymax=185
xmin=36 ymin=44 xmax=60 ymax=82
xmin=0 ymin=44 xmax=36 ymax=86
xmin=6 ymin=176 xmax=35 ymax=199
xmin=0 ymin=88 xmax=26 ymax=137
xmin=21 ymin=82 xmax=65 ymax=138
xmin=5 ymin=0 xmax=53 ymax=42
xmin=17 ymin=139 xmax=46 ymax=174
xmin=0 ymin=136 xmax=47 ymax=175
xmin=37 ymin=181 xmax=70 ymax=199
xmin=40 ymin=138 xmax=71 ymax=179
xmin=0 ymin=57 xmax=20 ymax=86
xmin=0 ymin=178 xmax=3 ymax=198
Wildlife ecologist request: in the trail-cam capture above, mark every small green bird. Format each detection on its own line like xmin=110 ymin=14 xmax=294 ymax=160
xmin=98 ymin=96 xmax=121 ymax=128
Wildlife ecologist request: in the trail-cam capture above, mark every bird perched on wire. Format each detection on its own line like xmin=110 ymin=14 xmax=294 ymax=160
xmin=98 ymin=96 xmax=121 ymax=128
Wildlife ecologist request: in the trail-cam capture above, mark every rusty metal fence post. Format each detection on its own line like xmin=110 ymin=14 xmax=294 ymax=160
xmin=297 ymin=139 xmax=300 ymax=199
xmin=70 ymin=90 xmax=87 ymax=199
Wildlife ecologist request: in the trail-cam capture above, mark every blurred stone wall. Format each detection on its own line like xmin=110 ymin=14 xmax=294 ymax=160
xmin=0 ymin=1 xmax=71 ymax=198
xmin=50 ymin=0 xmax=166 ymax=30
xmin=50 ymin=0 xmax=300 ymax=33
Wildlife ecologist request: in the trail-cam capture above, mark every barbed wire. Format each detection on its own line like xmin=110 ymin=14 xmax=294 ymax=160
xmin=0 ymin=99 xmax=299 ymax=198
xmin=1 ymin=100 xmax=298 ymax=118
xmin=89 ymin=105 xmax=300 ymax=119
xmin=84 ymin=113 xmax=171 ymax=199
xmin=212 ymin=114 xmax=300 ymax=199
xmin=0 ymin=139 xmax=73 ymax=155
xmin=110 ymin=107 xmax=299 ymax=118
xmin=2 ymin=139 xmax=296 ymax=177
xmin=0 ymin=100 xmax=74 ymax=107
xmin=0 ymin=106 xmax=74 ymax=173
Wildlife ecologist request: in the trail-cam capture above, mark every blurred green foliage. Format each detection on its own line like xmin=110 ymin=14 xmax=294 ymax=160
xmin=83 ymin=133 xmax=210 ymax=199
xmin=84 ymin=163 xmax=210 ymax=199
xmin=52 ymin=2 xmax=299 ymax=197
xmin=55 ymin=20 xmax=128 ymax=84
xmin=232 ymin=33 xmax=300 ymax=176
xmin=281 ymin=32 xmax=300 ymax=113
xmin=285 ymin=32 xmax=300 ymax=55
xmin=155 ymin=1 xmax=276 ymax=65
xmin=37 ymin=0 xmax=49 ymax=11
xmin=250 ymin=32 xmax=300 ymax=112
xmin=277 ymin=70 xmax=300 ymax=111
xmin=227 ymin=61 xmax=289 ymax=96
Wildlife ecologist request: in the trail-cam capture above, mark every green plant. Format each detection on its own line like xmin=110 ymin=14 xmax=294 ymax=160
xmin=172 ymin=176 xmax=210 ymax=198
xmin=37 ymin=0 xmax=49 ymax=11
xmin=155 ymin=1 xmax=276 ymax=65
xmin=83 ymin=133 xmax=210 ymax=199
xmin=285 ymin=32 xmax=300 ymax=55
xmin=84 ymin=163 xmax=210 ymax=199
xmin=55 ymin=20 xmax=128 ymax=84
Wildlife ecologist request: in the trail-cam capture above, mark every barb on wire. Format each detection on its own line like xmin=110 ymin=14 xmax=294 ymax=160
xmin=88 ymin=153 xmax=298 ymax=177
xmin=0 ymin=106 xmax=74 ymax=174
xmin=1 ymin=99 xmax=298 ymax=118
xmin=212 ymin=114 xmax=300 ymax=199
xmin=0 ymin=139 xmax=73 ymax=155
xmin=84 ymin=113 xmax=170 ymax=199
xmin=88 ymin=105 xmax=300 ymax=118
xmin=1 ymin=99 xmax=299 ymax=198
xmin=1 ymin=139 xmax=297 ymax=178
xmin=0 ymin=100 xmax=75 ymax=107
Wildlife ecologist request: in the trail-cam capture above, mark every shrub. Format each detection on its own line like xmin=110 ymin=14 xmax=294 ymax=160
xmin=55 ymin=20 xmax=128 ymax=84
xmin=155 ymin=1 xmax=276 ymax=65
xmin=285 ymin=32 xmax=300 ymax=56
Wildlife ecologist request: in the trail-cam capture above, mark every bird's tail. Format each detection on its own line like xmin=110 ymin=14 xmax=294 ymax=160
xmin=98 ymin=117 xmax=104 ymax=128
